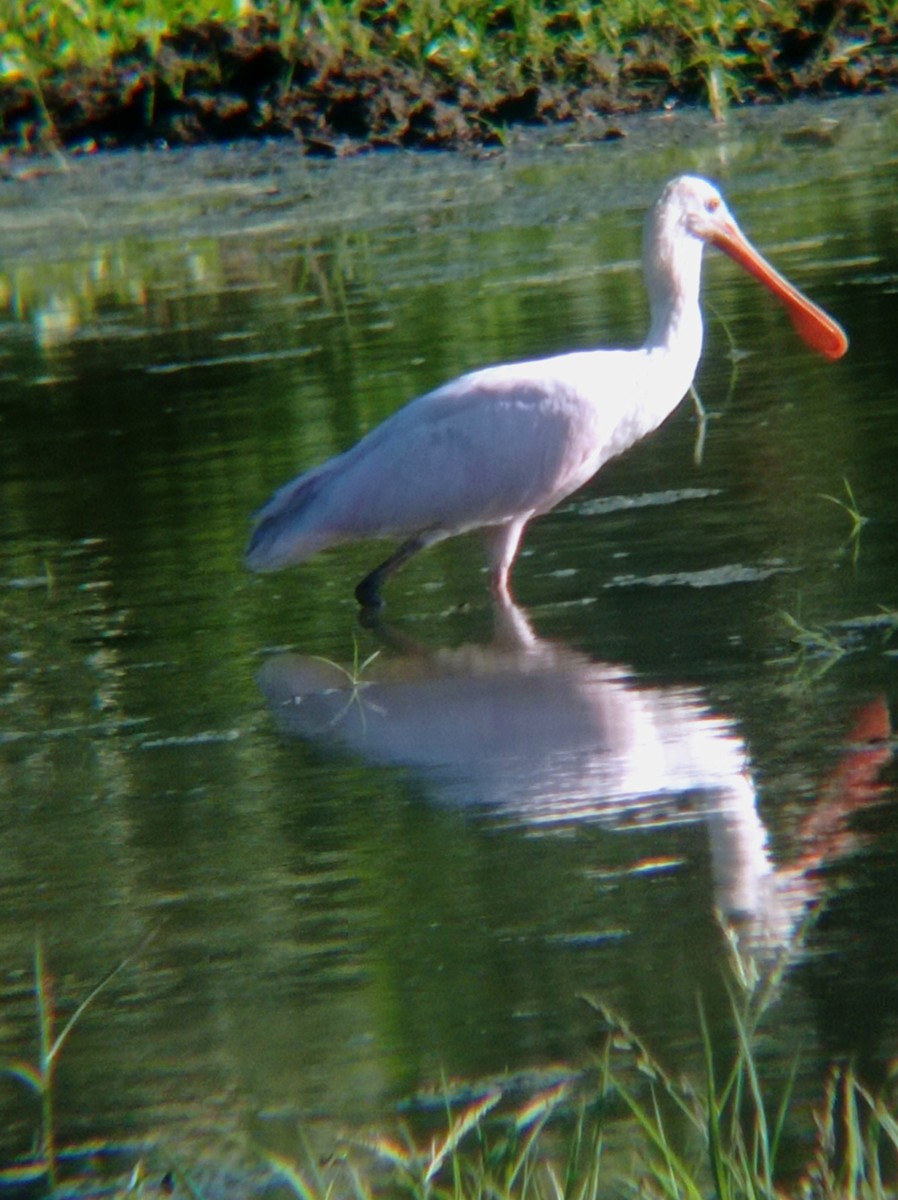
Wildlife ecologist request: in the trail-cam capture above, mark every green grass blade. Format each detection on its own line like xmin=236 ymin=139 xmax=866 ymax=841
xmin=614 ymin=1077 xmax=703 ymax=1200
xmin=425 ymin=1089 xmax=502 ymax=1184
xmin=49 ymin=926 xmax=159 ymax=1065
xmin=768 ymin=1049 xmax=801 ymax=1173
xmin=697 ymin=996 xmax=731 ymax=1200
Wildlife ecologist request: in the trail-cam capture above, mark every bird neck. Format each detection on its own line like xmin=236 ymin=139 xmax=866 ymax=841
xmin=641 ymin=208 xmax=706 ymax=370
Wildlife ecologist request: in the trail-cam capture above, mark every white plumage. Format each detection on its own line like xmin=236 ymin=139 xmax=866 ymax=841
xmin=246 ymin=175 xmax=847 ymax=607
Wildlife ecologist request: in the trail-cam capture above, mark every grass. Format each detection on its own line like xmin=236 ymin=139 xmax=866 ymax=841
xmin=579 ymin=925 xmax=802 ymax=1200
xmin=779 ymin=607 xmax=852 ymax=678
xmin=820 ymin=477 xmax=870 ymax=566
xmin=309 ymin=634 xmax=382 ymax=730
xmin=268 ymin=925 xmax=898 ymax=1200
xmin=4 ymin=0 xmax=898 ymax=145
xmin=0 ymin=934 xmax=154 ymax=1191
xmin=777 ymin=599 xmax=898 ymax=686
xmin=5 ymin=923 xmax=898 ymax=1198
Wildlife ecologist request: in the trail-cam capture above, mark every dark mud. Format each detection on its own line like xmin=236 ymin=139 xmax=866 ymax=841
xmin=3 ymin=6 xmax=898 ymax=160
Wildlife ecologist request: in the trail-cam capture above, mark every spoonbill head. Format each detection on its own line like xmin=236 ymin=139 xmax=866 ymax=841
xmin=653 ymin=175 xmax=847 ymax=361
xmin=245 ymin=174 xmax=847 ymax=608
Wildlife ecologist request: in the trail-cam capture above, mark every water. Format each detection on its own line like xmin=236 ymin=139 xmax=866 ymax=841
xmin=2 ymin=97 xmax=898 ymax=1188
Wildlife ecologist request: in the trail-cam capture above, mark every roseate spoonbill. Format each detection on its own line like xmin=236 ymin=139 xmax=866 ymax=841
xmin=246 ymin=174 xmax=847 ymax=607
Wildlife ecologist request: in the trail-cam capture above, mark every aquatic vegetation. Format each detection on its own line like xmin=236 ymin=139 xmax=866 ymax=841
xmin=270 ymin=926 xmax=898 ymax=1200
xmin=820 ymin=477 xmax=870 ymax=565
xmin=779 ymin=608 xmax=852 ymax=677
xmin=0 ymin=936 xmax=150 ymax=1191
xmin=5 ymin=924 xmax=898 ymax=1198
xmin=806 ymin=1064 xmax=898 ymax=1199
xmin=778 ymin=602 xmax=898 ymax=686
xmin=307 ymin=636 xmax=383 ymax=731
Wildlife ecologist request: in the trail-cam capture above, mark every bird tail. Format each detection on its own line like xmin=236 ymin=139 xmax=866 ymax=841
xmin=244 ymin=467 xmax=339 ymax=572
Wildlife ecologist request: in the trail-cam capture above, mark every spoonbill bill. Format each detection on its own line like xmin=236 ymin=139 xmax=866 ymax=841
xmin=245 ymin=175 xmax=847 ymax=607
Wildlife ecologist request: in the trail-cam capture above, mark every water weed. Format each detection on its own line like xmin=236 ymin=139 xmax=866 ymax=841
xmin=309 ymin=635 xmax=383 ymax=732
xmin=820 ymin=477 xmax=870 ymax=566
xmin=779 ymin=608 xmax=851 ymax=677
xmin=777 ymin=602 xmax=898 ymax=689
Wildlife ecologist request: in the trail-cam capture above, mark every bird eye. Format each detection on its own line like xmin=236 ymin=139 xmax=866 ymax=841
xmin=705 ymin=197 xmax=721 ymax=213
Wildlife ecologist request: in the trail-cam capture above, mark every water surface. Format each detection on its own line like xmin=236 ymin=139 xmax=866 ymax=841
xmin=2 ymin=97 xmax=898 ymax=1189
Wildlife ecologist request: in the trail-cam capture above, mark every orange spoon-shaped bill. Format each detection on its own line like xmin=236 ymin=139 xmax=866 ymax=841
xmin=711 ymin=221 xmax=849 ymax=361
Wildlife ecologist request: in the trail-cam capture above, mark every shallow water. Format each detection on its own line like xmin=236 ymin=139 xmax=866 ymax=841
xmin=2 ymin=97 xmax=898 ymax=1188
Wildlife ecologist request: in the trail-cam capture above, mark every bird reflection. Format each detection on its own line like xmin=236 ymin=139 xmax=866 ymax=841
xmin=257 ymin=598 xmax=890 ymax=953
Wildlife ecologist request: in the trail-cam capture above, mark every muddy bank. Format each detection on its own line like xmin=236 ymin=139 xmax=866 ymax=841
xmin=3 ymin=7 xmax=898 ymax=159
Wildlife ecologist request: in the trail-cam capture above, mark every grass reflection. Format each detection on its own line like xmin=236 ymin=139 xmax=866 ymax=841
xmin=0 ymin=226 xmax=375 ymax=355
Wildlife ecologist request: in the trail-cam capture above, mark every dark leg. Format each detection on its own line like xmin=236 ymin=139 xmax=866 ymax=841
xmin=354 ymin=537 xmax=429 ymax=609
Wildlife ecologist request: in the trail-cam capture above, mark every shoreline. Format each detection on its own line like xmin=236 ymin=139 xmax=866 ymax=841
xmin=3 ymin=10 xmax=898 ymax=160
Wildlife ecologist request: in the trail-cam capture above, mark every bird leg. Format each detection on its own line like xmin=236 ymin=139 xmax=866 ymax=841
xmin=484 ymin=519 xmax=527 ymax=603
xmin=355 ymin=536 xmax=429 ymax=609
